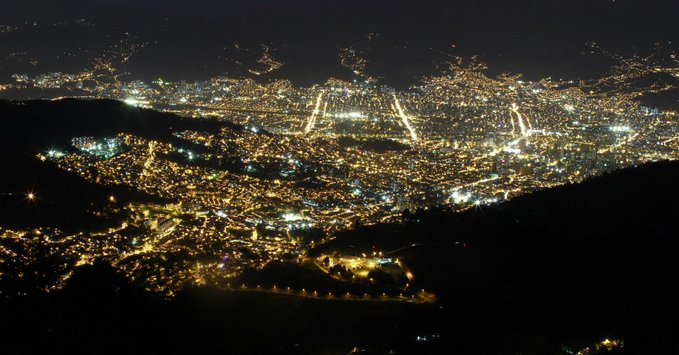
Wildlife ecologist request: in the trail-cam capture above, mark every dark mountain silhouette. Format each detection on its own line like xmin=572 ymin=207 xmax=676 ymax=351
xmin=319 ymin=160 xmax=679 ymax=354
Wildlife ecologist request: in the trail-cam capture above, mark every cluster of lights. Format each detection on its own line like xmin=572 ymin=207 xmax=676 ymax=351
xmin=327 ymin=112 xmax=365 ymax=119
xmin=281 ymin=213 xmax=304 ymax=222
xmin=450 ymin=190 xmax=472 ymax=204
xmin=609 ymin=125 xmax=633 ymax=133
xmin=47 ymin=150 xmax=65 ymax=158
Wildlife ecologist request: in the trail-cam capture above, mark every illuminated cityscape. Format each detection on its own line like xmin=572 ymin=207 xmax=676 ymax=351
xmin=1 ymin=0 xmax=679 ymax=353
xmin=0 ymin=47 xmax=678 ymax=298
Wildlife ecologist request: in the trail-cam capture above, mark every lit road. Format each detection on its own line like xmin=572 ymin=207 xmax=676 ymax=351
xmin=304 ymin=91 xmax=324 ymax=134
xmin=141 ymin=141 xmax=157 ymax=181
xmin=454 ymin=175 xmax=500 ymax=190
xmin=598 ymin=132 xmax=640 ymax=154
xmin=393 ymin=94 xmax=419 ymax=141
xmin=223 ymin=284 xmax=433 ymax=304
xmin=511 ymin=103 xmax=529 ymax=137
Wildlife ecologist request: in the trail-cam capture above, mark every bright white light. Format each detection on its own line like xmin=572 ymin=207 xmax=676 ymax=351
xmin=329 ymin=112 xmax=365 ymax=119
xmin=282 ymin=213 xmax=304 ymax=222
xmin=609 ymin=125 xmax=632 ymax=133
xmin=451 ymin=191 xmax=472 ymax=204
xmin=47 ymin=150 xmax=64 ymax=158
xmin=124 ymin=98 xmax=140 ymax=106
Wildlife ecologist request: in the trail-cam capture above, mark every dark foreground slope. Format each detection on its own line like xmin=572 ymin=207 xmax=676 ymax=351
xmin=2 ymin=160 xmax=678 ymax=354
xmin=324 ymin=160 xmax=679 ymax=354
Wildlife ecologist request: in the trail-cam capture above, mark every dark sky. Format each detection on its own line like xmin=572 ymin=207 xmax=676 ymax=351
xmin=1 ymin=0 xmax=678 ymax=86
xmin=3 ymin=0 xmax=678 ymax=47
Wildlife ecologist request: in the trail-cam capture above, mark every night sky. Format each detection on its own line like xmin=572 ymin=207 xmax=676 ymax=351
xmin=2 ymin=0 xmax=678 ymax=85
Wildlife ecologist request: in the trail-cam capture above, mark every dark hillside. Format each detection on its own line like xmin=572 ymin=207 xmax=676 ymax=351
xmin=1 ymin=161 xmax=678 ymax=353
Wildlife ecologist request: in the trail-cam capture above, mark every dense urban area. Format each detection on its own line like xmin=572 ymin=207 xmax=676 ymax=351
xmin=1 ymin=36 xmax=679 ymax=307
